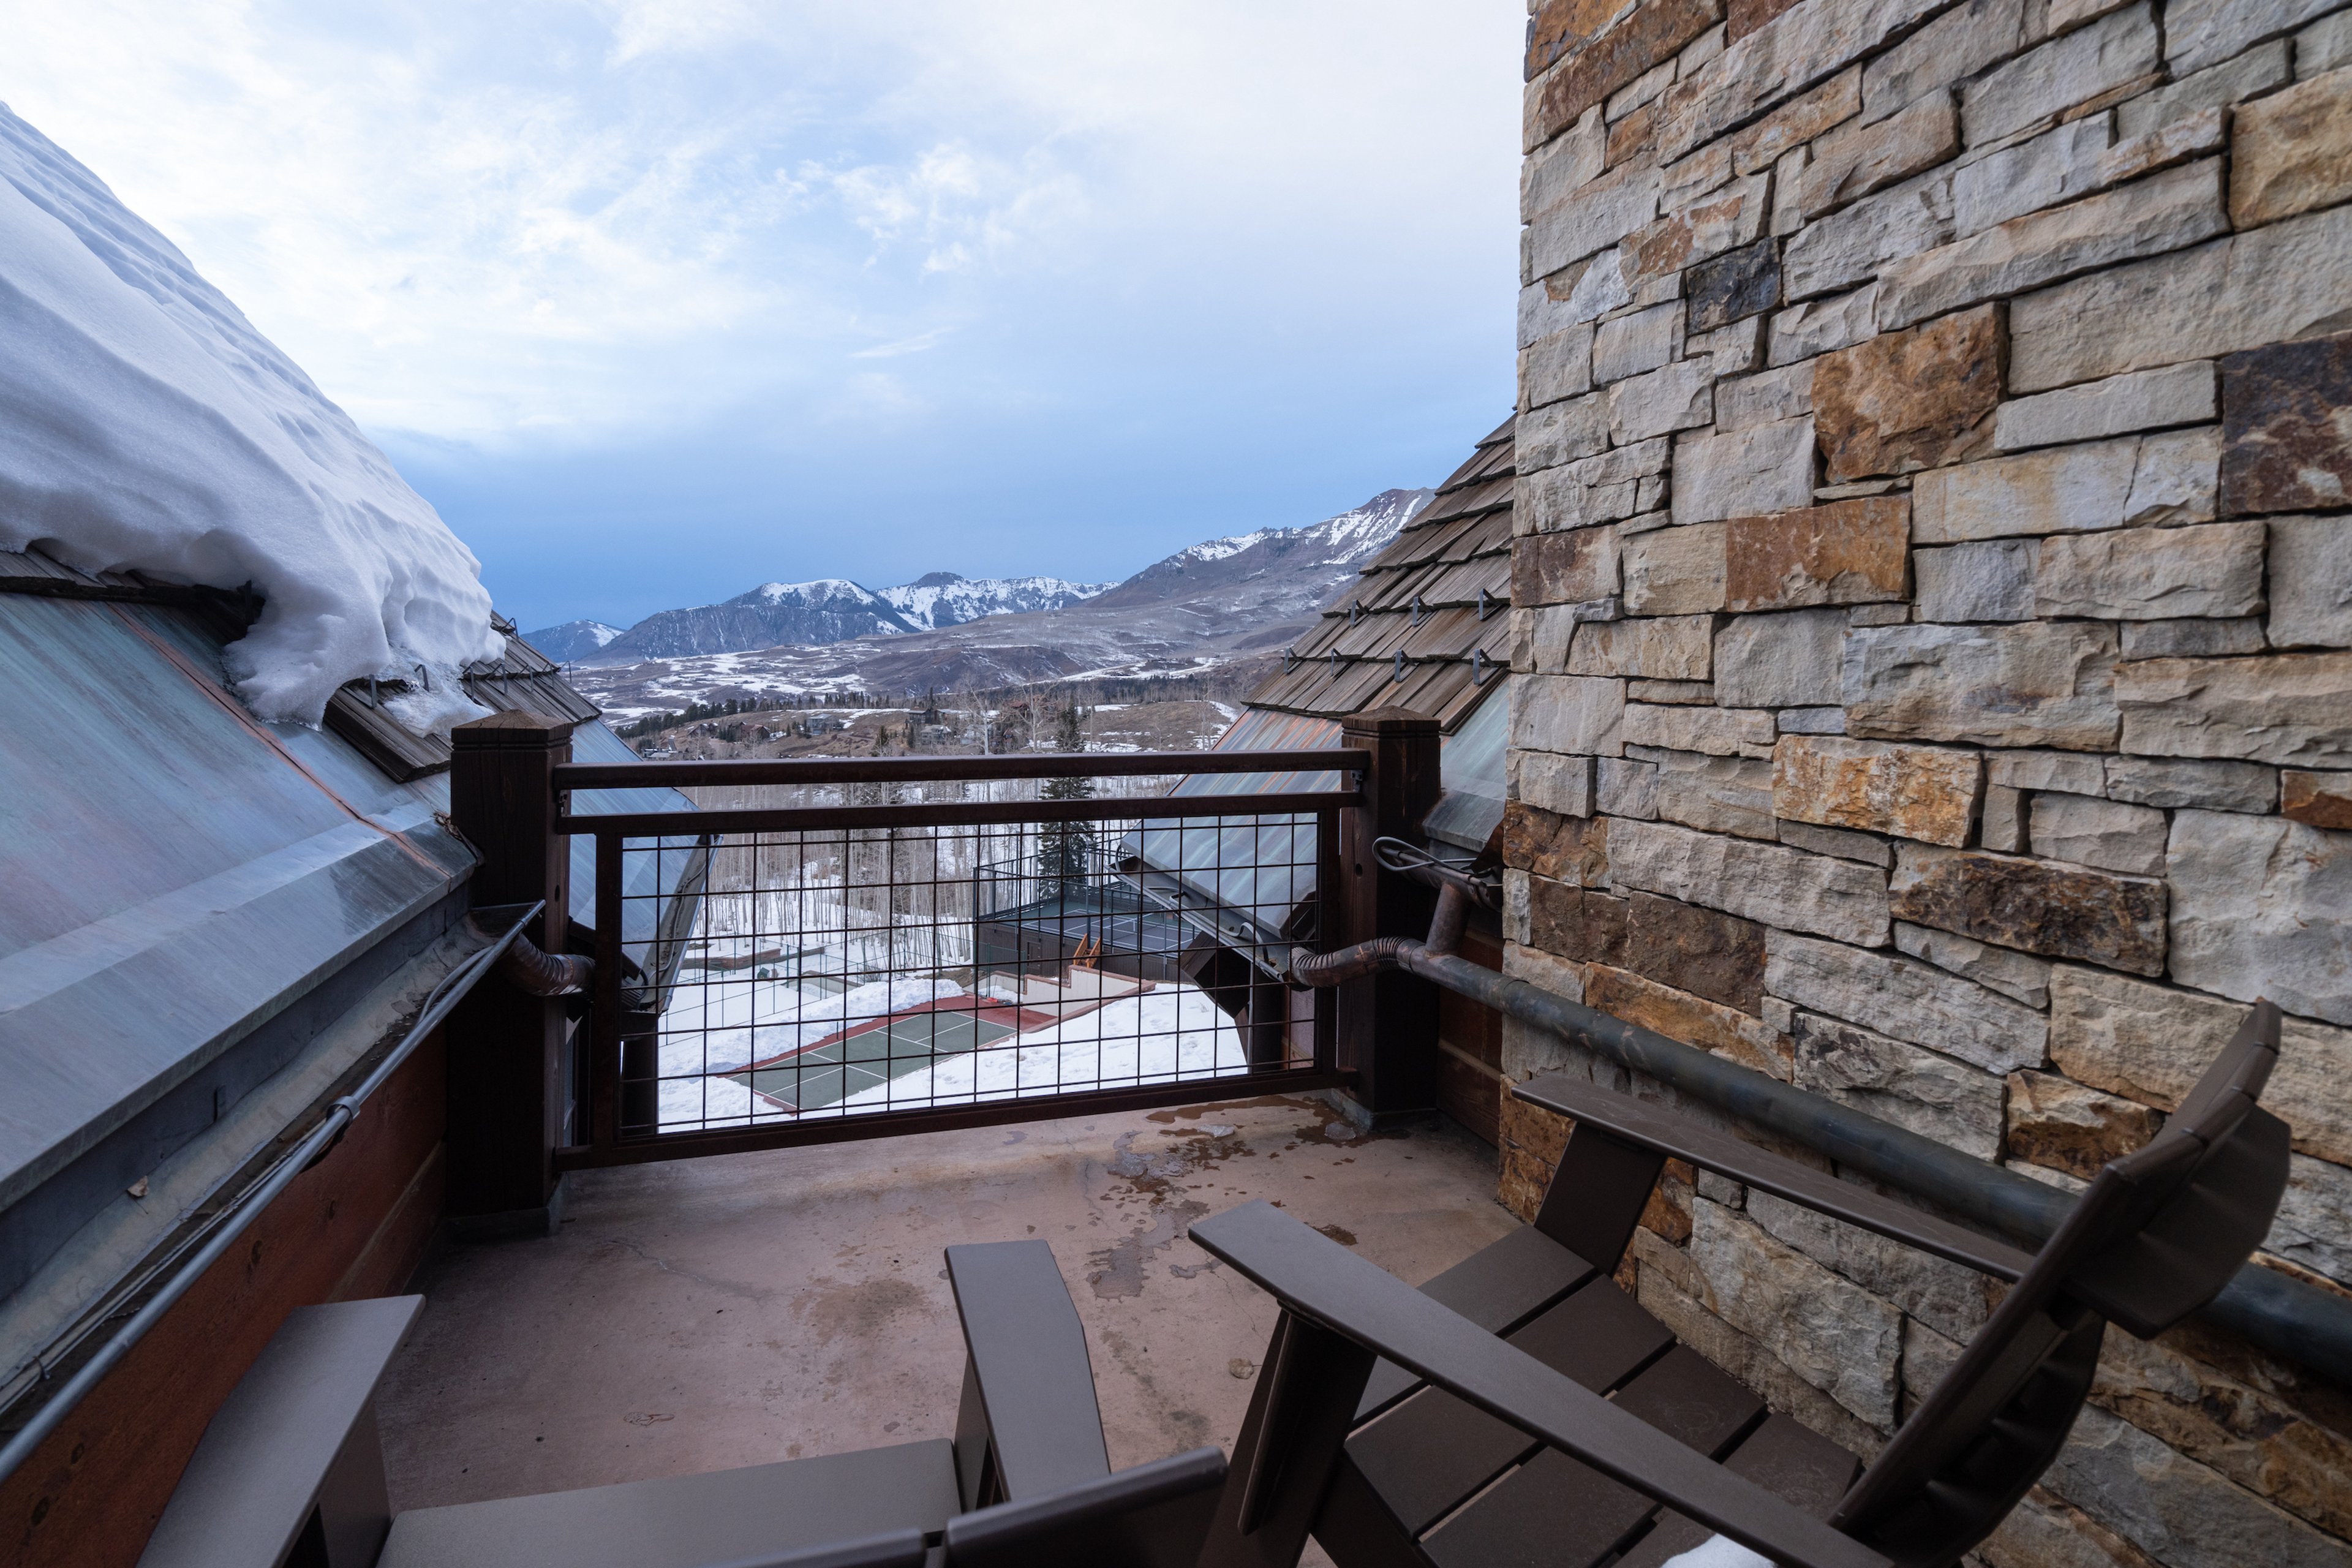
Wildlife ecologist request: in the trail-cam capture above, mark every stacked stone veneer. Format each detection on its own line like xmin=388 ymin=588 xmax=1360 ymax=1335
xmin=1501 ymin=0 xmax=2352 ymax=1561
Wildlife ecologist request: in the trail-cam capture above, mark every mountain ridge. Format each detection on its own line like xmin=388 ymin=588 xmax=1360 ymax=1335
xmin=560 ymin=486 xmax=1434 ymax=716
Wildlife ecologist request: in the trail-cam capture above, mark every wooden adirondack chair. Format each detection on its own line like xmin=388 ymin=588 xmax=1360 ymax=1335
xmin=138 ymin=1238 xmax=1223 ymax=1568
xmin=1186 ymin=1001 xmax=2291 ymax=1568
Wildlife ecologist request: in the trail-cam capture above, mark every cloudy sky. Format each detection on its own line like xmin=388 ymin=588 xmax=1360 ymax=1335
xmin=4 ymin=2 xmax=1526 ymax=630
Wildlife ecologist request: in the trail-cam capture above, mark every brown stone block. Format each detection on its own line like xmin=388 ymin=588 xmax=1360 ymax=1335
xmin=1725 ymin=495 xmax=1910 ymax=612
xmin=1890 ymin=846 xmax=2166 ymax=975
xmin=1814 ymin=304 xmax=2003 ymax=483
xmin=1513 ymin=523 xmax=1621 ymax=606
xmin=1585 ymin=962 xmax=1794 ymax=1078
xmin=1499 ymin=1093 xmax=1574 ymax=1223
xmin=1526 ymin=876 xmax=1630 ymax=965
xmin=2005 ymin=1069 xmax=2162 ymax=1180
xmin=2283 ymin=770 xmax=2352 ymax=831
xmin=1773 ymin=734 xmax=1981 ymax=846
xmin=1527 ymin=0 xmax=1640 ymax=80
xmin=1622 ymin=889 xmax=1768 ymax=1012
xmin=1727 ymin=0 xmax=1803 ymax=40
xmin=2230 ymin=65 xmax=2352 ymax=230
xmin=1607 ymin=100 xmax=1659 ymax=168
xmin=1978 ymin=1486 xmax=2165 ymax=1568
xmin=2219 ymin=330 xmax=2352 ymax=516
xmin=1501 ymin=799 xmax=1612 ymax=885
xmin=1537 ymin=0 xmax=1724 ymax=141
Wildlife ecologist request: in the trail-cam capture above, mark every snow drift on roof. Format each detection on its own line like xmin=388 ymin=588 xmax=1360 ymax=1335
xmin=0 ymin=104 xmax=500 ymax=726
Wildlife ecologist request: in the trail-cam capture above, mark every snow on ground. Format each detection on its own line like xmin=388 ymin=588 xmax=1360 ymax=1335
xmin=835 ymin=986 xmax=1244 ymax=1109
xmin=653 ymin=974 xmax=1244 ymax=1129
xmin=0 ymin=105 xmax=500 ymax=726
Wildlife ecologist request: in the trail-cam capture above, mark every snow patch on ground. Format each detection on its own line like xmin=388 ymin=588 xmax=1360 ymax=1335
xmin=0 ymin=104 xmax=499 ymax=726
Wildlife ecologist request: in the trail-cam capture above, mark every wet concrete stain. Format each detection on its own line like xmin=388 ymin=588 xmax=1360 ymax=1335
xmin=790 ymin=1275 xmax=928 ymax=1344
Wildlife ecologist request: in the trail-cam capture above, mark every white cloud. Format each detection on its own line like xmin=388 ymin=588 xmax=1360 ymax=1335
xmin=0 ymin=1 xmax=1521 ymax=446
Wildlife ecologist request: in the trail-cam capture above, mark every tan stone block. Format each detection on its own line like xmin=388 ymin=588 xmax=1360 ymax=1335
xmin=1791 ymin=1010 xmax=2007 ymax=1158
xmin=1890 ymin=845 xmax=2166 ymax=974
xmin=2006 ymin=1069 xmax=2162 ymax=1178
xmin=1623 ymin=702 xmax=1777 ymax=756
xmin=2034 ymin=521 xmax=2266 ymax=621
xmin=1672 ymin=416 xmax=1817 ymax=524
xmin=1586 ymin=962 xmax=1791 ymax=1077
xmin=2008 ymin=204 xmax=2352 ymax=393
xmin=1684 ymin=1198 xmax=1904 ymax=1425
xmin=1567 ymin=614 xmax=1716 ymax=679
xmin=2231 ymin=66 xmax=2352 ymax=228
xmin=1796 ymin=90 xmax=1958 ymax=219
xmin=2048 ymin=963 xmax=2352 ymax=1163
xmin=1813 ymin=306 xmax=2002 ymax=483
xmin=1624 ymin=522 xmax=1730 ymax=615
xmin=1912 ymin=437 xmax=2140 ymax=542
xmin=2167 ymin=809 xmax=2352 ymax=1028
xmin=1726 ymin=66 xmax=1863 ymax=174
xmin=1643 ymin=747 xmax=1776 ymax=840
xmin=1768 ymin=927 xmax=2047 ymax=1072
xmin=1845 ymin=622 xmax=2121 ymax=750
xmin=2116 ymin=654 xmax=2352 ymax=769
xmin=2282 ymin=770 xmax=2352 ymax=831
xmin=1773 ymin=734 xmax=1982 ymax=846
xmin=1723 ymin=495 xmax=1909 ymax=612
xmin=1609 ymin=817 xmax=1893 ymax=946
xmin=1634 ymin=1262 xmax=1891 ymax=1455
xmin=1875 ymin=159 xmax=2230 ymax=333
xmin=1512 ymin=673 xmax=1628 ymax=758
xmin=1656 ymin=0 xmax=1949 ymax=163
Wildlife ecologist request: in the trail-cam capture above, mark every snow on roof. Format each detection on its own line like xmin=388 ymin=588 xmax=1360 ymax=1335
xmin=0 ymin=104 xmax=500 ymax=727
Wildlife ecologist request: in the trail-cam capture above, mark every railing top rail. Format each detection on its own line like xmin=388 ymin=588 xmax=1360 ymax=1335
xmin=552 ymin=747 xmax=1370 ymax=791
xmin=558 ymin=788 xmax=1352 ymax=837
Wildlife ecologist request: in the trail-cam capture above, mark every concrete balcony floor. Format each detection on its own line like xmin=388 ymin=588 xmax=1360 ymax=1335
xmin=378 ymin=1093 xmax=1512 ymax=1525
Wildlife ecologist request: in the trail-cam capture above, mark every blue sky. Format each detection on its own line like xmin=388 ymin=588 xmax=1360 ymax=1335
xmin=5 ymin=2 xmax=1526 ymax=631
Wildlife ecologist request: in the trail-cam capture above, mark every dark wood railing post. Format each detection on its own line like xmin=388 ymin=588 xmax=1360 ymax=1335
xmin=445 ymin=711 xmax=575 ymax=1233
xmin=1333 ymin=707 xmax=1441 ymax=1125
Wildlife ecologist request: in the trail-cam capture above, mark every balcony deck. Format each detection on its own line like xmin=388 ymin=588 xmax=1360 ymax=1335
xmin=377 ymin=1092 xmax=1511 ymax=1517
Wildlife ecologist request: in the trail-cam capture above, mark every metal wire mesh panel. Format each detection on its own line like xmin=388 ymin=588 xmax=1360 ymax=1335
xmin=605 ymin=805 xmax=1324 ymax=1139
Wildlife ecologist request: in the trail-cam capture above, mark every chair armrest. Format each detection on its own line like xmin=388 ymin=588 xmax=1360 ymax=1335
xmin=1189 ymin=1202 xmax=1894 ymax=1568
xmin=139 ymin=1295 xmax=422 ymax=1568
xmin=944 ymin=1240 xmax=1110 ymax=1508
xmin=1518 ymin=1074 xmax=2034 ymax=1283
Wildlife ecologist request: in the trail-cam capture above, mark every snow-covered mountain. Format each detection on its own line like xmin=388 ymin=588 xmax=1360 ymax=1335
xmin=521 ymin=619 xmax=625 ymax=662
xmin=566 ymin=486 xmax=1434 ymax=712
xmin=879 ymin=572 xmax=1112 ymax=631
xmin=1087 ymin=488 xmax=1433 ymax=612
xmin=594 ymin=579 xmax=916 ymax=662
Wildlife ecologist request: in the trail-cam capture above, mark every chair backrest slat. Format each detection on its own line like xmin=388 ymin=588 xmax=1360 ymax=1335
xmin=1831 ymin=1002 xmax=2288 ymax=1568
xmin=941 ymin=1446 xmax=1227 ymax=1568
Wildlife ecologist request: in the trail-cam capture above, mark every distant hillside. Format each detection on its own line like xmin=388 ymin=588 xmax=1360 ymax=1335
xmin=567 ymin=486 xmax=1434 ymax=717
xmin=521 ymin=619 xmax=625 ymax=662
xmin=878 ymin=572 xmax=1113 ymax=631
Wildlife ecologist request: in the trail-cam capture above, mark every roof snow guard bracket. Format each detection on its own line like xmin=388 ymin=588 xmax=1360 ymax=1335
xmin=1392 ymin=649 xmax=1407 ymax=683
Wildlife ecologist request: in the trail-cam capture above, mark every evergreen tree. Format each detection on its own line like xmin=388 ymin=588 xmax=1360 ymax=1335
xmin=1036 ymin=701 xmax=1096 ymax=892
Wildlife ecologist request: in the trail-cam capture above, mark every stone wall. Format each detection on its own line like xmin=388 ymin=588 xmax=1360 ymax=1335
xmin=1504 ymin=0 xmax=2352 ymax=1561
